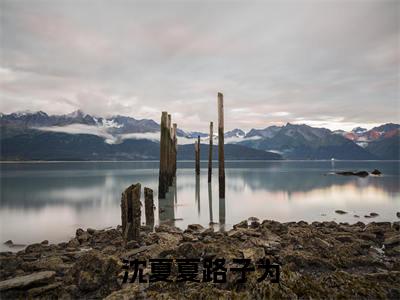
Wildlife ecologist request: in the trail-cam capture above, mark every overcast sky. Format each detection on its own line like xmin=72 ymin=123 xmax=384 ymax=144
xmin=0 ymin=0 xmax=399 ymax=131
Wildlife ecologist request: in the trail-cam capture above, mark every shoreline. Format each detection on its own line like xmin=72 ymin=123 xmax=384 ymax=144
xmin=1 ymin=219 xmax=399 ymax=299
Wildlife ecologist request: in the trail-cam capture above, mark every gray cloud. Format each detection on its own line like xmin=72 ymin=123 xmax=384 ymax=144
xmin=0 ymin=0 xmax=399 ymax=131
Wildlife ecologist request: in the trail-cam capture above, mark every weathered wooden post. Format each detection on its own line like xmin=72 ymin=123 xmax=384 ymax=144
xmin=195 ymin=136 xmax=200 ymax=175
xmin=144 ymin=187 xmax=154 ymax=227
xmin=167 ymin=114 xmax=172 ymax=187
xmin=121 ymin=183 xmax=141 ymax=241
xmin=172 ymin=123 xmax=177 ymax=177
xmin=218 ymin=92 xmax=225 ymax=198
xmin=159 ymin=112 xmax=168 ymax=198
xmin=208 ymin=122 xmax=213 ymax=183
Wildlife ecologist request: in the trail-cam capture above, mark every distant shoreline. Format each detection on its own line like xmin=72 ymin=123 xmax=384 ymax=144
xmin=1 ymin=159 xmax=399 ymax=163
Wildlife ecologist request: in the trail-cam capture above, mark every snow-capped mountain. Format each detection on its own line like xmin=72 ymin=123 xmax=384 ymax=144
xmin=1 ymin=110 xmax=398 ymax=160
xmin=333 ymin=123 xmax=400 ymax=148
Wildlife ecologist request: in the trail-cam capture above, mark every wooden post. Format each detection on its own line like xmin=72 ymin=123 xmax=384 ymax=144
xmin=218 ymin=92 xmax=225 ymax=198
xmin=172 ymin=123 xmax=177 ymax=177
xmin=167 ymin=114 xmax=172 ymax=187
xmin=195 ymin=136 xmax=200 ymax=175
xmin=159 ymin=112 xmax=168 ymax=199
xmin=121 ymin=183 xmax=141 ymax=241
xmin=208 ymin=122 xmax=213 ymax=182
xmin=144 ymin=187 xmax=154 ymax=227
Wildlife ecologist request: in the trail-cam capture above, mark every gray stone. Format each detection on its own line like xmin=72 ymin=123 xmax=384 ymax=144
xmin=0 ymin=271 xmax=55 ymax=291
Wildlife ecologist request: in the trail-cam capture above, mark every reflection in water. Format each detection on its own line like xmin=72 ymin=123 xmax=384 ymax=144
xmin=208 ymin=183 xmax=213 ymax=225
xmin=0 ymin=161 xmax=399 ymax=251
xmin=195 ymin=175 xmax=200 ymax=216
xmin=158 ymin=175 xmax=176 ymax=226
xmin=219 ymin=197 xmax=226 ymax=232
xmin=158 ymin=180 xmax=176 ymax=227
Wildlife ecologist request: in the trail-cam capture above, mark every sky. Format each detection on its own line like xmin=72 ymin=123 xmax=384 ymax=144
xmin=0 ymin=0 xmax=399 ymax=132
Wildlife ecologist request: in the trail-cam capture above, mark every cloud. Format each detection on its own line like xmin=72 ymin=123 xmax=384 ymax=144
xmin=1 ymin=0 xmax=398 ymax=131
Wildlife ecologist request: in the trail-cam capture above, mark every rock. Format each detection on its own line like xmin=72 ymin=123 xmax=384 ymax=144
xmin=21 ymin=256 xmax=64 ymax=273
xmin=371 ymin=169 xmax=382 ymax=175
xmin=314 ymin=237 xmax=332 ymax=249
xmin=250 ymin=220 xmax=260 ymax=229
xmin=122 ymin=244 xmax=157 ymax=259
xmin=334 ymin=235 xmax=353 ymax=243
xmin=384 ymin=235 xmax=400 ymax=248
xmin=369 ymin=212 xmax=379 ymax=217
xmin=21 ymin=255 xmax=39 ymax=262
xmin=182 ymin=233 xmax=197 ymax=242
xmin=87 ymin=228 xmax=96 ymax=235
xmin=233 ymin=220 xmax=248 ymax=229
xmin=67 ymin=238 xmax=80 ymax=248
xmin=4 ymin=240 xmax=13 ymax=246
xmin=155 ymin=224 xmax=182 ymax=234
xmin=125 ymin=240 xmax=140 ymax=249
xmin=40 ymin=240 xmax=49 ymax=245
xmin=176 ymin=242 xmax=204 ymax=258
xmin=76 ymin=228 xmax=85 ymax=236
xmin=68 ymin=250 xmax=119 ymax=294
xmin=187 ymin=224 xmax=204 ymax=232
xmin=397 ymin=212 xmax=400 ymax=219
xmin=25 ymin=243 xmax=45 ymax=254
xmin=393 ymin=222 xmax=400 ymax=231
xmin=335 ymin=210 xmax=347 ymax=215
xmin=28 ymin=282 xmax=62 ymax=297
xmin=354 ymin=215 xmax=360 ymax=218
xmin=77 ymin=232 xmax=90 ymax=244
xmin=101 ymin=246 xmax=117 ymax=255
xmin=0 ymin=271 xmax=55 ymax=291
xmin=241 ymin=247 xmax=264 ymax=261
xmin=297 ymin=220 xmax=308 ymax=226
xmin=336 ymin=171 xmax=369 ymax=177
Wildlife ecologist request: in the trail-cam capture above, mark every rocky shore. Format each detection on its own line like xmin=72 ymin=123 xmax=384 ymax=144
xmin=1 ymin=219 xmax=399 ymax=299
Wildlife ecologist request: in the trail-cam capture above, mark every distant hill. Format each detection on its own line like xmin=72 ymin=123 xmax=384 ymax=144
xmin=0 ymin=129 xmax=281 ymax=161
xmin=177 ymin=143 xmax=281 ymax=160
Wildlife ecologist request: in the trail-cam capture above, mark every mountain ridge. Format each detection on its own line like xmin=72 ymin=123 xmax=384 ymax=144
xmin=1 ymin=110 xmax=398 ymax=160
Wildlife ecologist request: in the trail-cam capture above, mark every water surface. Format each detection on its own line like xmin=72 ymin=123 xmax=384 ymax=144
xmin=1 ymin=161 xmax=399 ymax=251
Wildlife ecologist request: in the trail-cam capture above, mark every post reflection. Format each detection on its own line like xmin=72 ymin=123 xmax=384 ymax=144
xmin=208 ymin=183 xmax=213 ymax=226
xmin=195 ymin=175 xmax=200 ymax=216
xmin=219 ymin=197 xmax=225 ymax=232
xmin=158 ymin=180 xmax=176 ymax=227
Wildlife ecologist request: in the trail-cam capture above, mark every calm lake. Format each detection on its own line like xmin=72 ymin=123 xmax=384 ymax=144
xmin=0 ymin=161 xmax=399 ymax=251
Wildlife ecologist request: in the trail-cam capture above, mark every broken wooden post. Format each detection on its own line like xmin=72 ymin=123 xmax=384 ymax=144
xmin=121 ymin=183 xmax=141 ymax=241
xmin=144 ymin=187 xmax=154 ymax=227
xmin=195 ymin=136 xmax=200 ymax=175
xmin=218 ymin=92 xmax=225 ymax=198
xmin=158 ymin=112 xmax=169 ymax=199
xmin=208 ymin=122 xmax=213 ymax=183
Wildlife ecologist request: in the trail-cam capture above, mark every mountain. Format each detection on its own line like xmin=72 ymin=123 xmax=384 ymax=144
xmin=224 ymin=128 xmax=245 ymax=138
xmin=245 ymin=125 xmax=281 ymax=139
xmin=239 ymin=123 xmax=376 ymax=160
xmin=334 ymin=123 xmax=400 ymax=148
xmin=1 ymin=110 xmax=398 ymax=160
xmin=366 ymin=134 xmax=400 ymax=160
xmin=0 ymin=129 xmax=282 ymax=161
